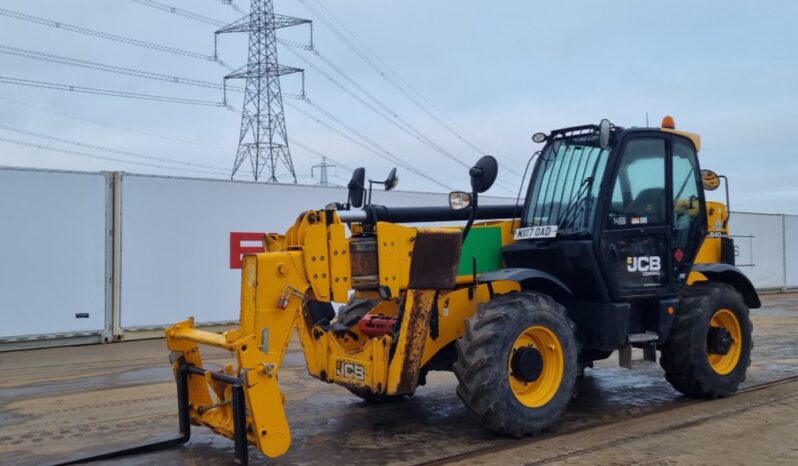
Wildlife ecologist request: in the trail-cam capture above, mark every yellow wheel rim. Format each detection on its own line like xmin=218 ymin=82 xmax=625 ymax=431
xmin=707 ymin=309 xmax=742 ymax=375
xmin=508 ymin=325 xmax=564 ymax=408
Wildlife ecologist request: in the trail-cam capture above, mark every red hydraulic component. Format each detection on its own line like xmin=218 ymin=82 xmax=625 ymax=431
xmin=358 ymin=313 xmax=397 ymax=337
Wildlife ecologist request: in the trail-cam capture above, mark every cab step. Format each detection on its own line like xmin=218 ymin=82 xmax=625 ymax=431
xmin=619 ymin=332 xmax=659 ymax=369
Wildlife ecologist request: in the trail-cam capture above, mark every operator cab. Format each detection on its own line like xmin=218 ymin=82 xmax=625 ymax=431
xmin=504 ymin=117 xmax=707 ymax=303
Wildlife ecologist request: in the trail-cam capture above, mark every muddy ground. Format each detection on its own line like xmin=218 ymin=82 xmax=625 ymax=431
xmin=1 ymin=293 xmax=796 ymax=465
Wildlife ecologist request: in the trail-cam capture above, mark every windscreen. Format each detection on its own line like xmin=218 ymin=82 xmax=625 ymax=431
xmin=524 ymin=139 xmax=610 ymax=235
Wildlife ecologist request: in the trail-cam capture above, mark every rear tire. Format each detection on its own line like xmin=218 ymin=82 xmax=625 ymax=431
xmin=336 ymin=297 xmax=379 ymax=327
xmin=453 ymin=291 xmax=578 ymax=437
xmin=660 ymin=281 xmax=753 ymax=398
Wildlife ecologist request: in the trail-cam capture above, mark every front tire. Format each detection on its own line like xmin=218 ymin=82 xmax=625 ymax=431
xmin=660 ymin=281 xmax=753 ymax=398
xmin=453 ymin=291 xmax=578 ymax=437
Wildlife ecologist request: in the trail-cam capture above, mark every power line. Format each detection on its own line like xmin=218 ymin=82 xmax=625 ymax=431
xmin=0 ymin=98 xmax=356 ymax=184
xmin=119 ymin=0 xmax=494 ymax=179
xmin=296 ymin=99 xmax=516 ymax=195
xmin=286 ymin=47 xmax=475 ymax=172
xmin=287 ymin=43 xmax=523 ymax=179
xmin=0 ymin=44 xmax=243 ymax=93
xmin=120 ymin=0 xmax=472 ymax=187
xmin=0 ymin=4 xmax=510 ymax=190
xmin=0 ymin=95 xmax=230 ymax=152
xmin=132 ymin=0 xmax=313 ymax=52
xmin=0 ymin=136 xmax=229 ymax=176
xmin=285 ymin=99 xmax=456 ymax=191
xmin=300 ymin=0 xmax=525 ymax=168
xmin=0 ymin=75 xmax=226 ymax=106
xmin=290 ymin=47 xmax=527 ymax=186
xmin=288 ymin=138 xmax=353 ymax=173
xmin=0 ymin=123 xmax=229 ymax=171
xmin=131 ymin=0 xmax=226 ymax=27
xmin=0 ymin=7 xmax=218 ymax=62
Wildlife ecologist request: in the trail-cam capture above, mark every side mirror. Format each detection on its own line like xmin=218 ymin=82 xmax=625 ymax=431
xmin=383 ymin=167 xmax=399 ymax=192
xmin=449 ymin=191 xmax=472 ymax=210
xmin=599 ymin=118 xmax=611 ymax=149
xmin=348 ymin=167 xmax=366 ymax=208
xmin=469 ymin=155 xmax=499 ymax=194
xmin=701 ymin=169 xmax=721 ymax=191
xmin=366 ymin=167 xmax=399 ymax=205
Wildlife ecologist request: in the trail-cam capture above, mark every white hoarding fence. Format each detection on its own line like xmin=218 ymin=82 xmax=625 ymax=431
xmin=2 ymin=167 xmax=797 ymax=349
xmin=785 ymin=215 xmax=798 ymax=289
xmin=0 ymin=167 xmax=111 ymax=346
xmin=118 ymin=175 xmax=349 ymax=329
xmin=117 ymin=174 xmax=508 ymax=330
xmin=728 ymin=212 xmax=786 ymax=290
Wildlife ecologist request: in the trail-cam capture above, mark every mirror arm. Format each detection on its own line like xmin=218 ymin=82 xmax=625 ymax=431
xmin=720 ymin=175 xmax=730 ymax=229
xmin=462 ymin=192 xmax=478 ymax=242
xmin=367 ymin=180 xmax=375 ymax=206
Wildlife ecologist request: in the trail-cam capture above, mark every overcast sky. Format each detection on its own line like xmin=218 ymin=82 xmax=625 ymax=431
xmin=0 ymin=1 xmax=796 ymax=213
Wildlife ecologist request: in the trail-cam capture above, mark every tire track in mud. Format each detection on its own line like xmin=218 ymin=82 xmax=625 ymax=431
xmin=414 ymin=375 xmax=798 ymax=466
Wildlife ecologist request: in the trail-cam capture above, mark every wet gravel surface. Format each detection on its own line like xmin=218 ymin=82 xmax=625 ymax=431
xmin=1 ymin=293 xmax=796 ymax=465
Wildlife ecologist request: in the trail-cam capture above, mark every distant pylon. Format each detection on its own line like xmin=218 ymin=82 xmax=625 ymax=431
xmin=311 ymin=156 xmax=336 ymax=186
xmin=216 ymin=0 xmax=311 ymax=182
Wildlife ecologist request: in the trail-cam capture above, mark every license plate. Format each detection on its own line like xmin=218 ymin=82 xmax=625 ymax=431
xmin=514 ymin=225 xmax=558 ymax=240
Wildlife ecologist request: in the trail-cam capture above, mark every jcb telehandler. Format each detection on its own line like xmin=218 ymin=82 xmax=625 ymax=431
xmin=158 ymin=117 xmax=757 ymax=463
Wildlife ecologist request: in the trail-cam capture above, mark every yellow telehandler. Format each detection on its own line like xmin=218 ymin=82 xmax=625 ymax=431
xmin=72 ymin=117 xmax=758 ymax=465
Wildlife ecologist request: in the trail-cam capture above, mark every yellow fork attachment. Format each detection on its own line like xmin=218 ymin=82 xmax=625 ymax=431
xmin=165 ymin=249 xmax=310 ymax=461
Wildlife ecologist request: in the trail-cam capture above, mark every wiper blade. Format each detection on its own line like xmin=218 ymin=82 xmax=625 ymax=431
xmin=557 ymin=176 xmax=593 ymax=232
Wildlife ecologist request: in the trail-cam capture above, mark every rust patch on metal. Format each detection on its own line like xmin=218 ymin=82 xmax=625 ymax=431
xmin=396 ymin=290 xmax=435 ymax=394
xmin=349 ymin=236 xmax=379 ymax=289
xmin=408 ymin=229 xmax=462 ymax=289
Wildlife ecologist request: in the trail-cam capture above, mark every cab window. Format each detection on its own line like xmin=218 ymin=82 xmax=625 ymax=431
xmin=608 ymin=138 xmax=667 ymax=227
xmin=672 ymin=139 xmax=703 ymax=250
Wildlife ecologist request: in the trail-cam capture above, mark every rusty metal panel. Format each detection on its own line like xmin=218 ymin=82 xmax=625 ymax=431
xmin=394 ymin=289 xmax=436 ymax=394
xmin=408 ymin=229 xmax=463 ymax=290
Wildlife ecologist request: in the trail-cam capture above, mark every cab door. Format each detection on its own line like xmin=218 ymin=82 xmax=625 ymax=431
xmin=599 ymin=134 xmax=672 ymax=298
xmin=670 ymin=137 xmax=707 ymax=287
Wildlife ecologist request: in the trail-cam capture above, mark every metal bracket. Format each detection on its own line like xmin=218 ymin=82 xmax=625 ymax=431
xmin=168 ymin=350 xmax=185 ymax=365
xmin=619 ymin=344 xmax=632 ymax=369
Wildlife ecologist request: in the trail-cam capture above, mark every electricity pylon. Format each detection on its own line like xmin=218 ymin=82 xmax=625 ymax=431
xmin=217 ymin=0 xmax=311 ymax=182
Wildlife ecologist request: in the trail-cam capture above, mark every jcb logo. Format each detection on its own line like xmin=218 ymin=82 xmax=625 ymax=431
xmin=627 ymin=256 xmax=661 ymax=276
xmin=336 ymin=360 xmax=365 ymax=380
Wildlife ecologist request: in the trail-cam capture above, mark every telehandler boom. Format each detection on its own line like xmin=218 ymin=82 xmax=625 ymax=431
xmin=157 ymin=116 xmax=757 ymax=463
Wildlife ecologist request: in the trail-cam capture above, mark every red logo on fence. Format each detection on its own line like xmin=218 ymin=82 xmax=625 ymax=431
xmin=230 ymin=232 xmax=266 ymax=269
